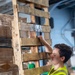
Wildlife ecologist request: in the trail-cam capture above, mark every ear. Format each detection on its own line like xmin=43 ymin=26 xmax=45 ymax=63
xmin=61 ymin=56 xmax=65 ymax=62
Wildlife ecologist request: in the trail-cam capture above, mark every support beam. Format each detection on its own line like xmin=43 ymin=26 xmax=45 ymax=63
xmin=43 ymin=8 xmax=50 ymax=25
xmin=44 ymin=33 xmax=50 ymax=39
xmin=12 ymin=0 xmax=24 ymax=75
xmin=29 ymin=3 xmax=39 ymax=68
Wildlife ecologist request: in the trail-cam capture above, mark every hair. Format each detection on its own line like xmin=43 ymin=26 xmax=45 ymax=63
xmin=54 ymin=44 xmax=73 ymax=63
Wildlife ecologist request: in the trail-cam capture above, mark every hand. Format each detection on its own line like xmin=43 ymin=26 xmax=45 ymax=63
xmin=38 ymin=36 xmax=45 ymax=42
xmin=38 ymin=36 xmax=48 ymax=46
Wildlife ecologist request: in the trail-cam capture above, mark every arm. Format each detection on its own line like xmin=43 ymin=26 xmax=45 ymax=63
xmin=38 ymin=36 xmax=52 ymax=53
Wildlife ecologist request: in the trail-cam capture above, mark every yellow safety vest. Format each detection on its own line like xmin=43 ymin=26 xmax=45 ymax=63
xmin=48 ymin=65 xmax=68 ymax=75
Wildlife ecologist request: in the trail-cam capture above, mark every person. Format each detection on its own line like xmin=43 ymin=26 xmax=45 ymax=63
xmin=38 ymin=36 xmax=72 ymax=75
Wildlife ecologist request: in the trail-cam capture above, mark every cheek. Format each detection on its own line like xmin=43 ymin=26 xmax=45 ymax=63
xmin=52 ymin=57 xmax=61 ymax=64
xmin=52 ymin=59 xmax=60 ymax=65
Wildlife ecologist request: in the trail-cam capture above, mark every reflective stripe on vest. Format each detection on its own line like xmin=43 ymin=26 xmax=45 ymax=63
xmin=53 ymin=70 xmax=67 ymax=75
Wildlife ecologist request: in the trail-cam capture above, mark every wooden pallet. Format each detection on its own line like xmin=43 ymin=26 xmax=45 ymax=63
xmin=0 ymin=0 xmax=52 ymax=75
xmin=12 ymin=0 xmax=51 ymax=75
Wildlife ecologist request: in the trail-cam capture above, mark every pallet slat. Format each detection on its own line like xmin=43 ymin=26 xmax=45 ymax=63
xmin=0 ymin=22 xmax=50 ymax=33
xmin=0 ymin=14 xmax=27 ymax=26
xmin=18 ymin=5 xmax=50 ymax=18
xmin=19 ymin=23 xmax=51 ymax=32
xmin=0 ymin=26 xmax=11 ymax=38
xmin=23 ymin=52 xmax=51 ymax=62
xmin=0 ymin=26 xmax=50 ymax=39
xmin=21 ymin=38 xmax=51 ymax=46
xmin=21 ymin=38 xmax=41 ymax=46
xmin=18 ymin=0 xmax=49 ymax=7
xmin=0 ymin=64 xmax=18 ymax=73
xmin=0 ymin=26 xmax=30 ymax=38
xmin=0 ymin=48 xmax=13 ymax=64
xmin=24 ymin=65 xmax=51 ymax=75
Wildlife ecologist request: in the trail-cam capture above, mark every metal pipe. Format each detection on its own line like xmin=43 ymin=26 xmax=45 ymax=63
xmin=73 ymin=8 xmax=75 ymax=47
xmin=64 ymin=29 xmax=75 ymax=31
xmin=49 ymin=0 xmax=68 ymax=14
xmin=61 ymin=18 xmax=73 ymax=47
xmin=49 ymin=0 xmax=63 ymax=5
